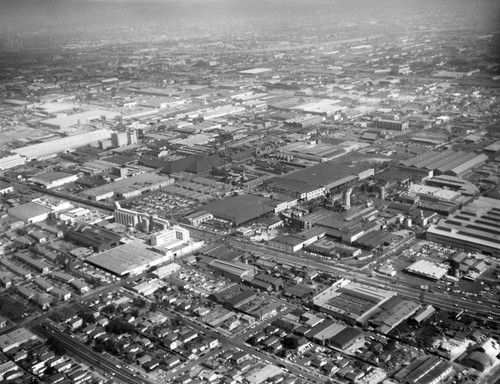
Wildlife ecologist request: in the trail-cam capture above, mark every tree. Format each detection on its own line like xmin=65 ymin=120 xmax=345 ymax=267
xmin=47 ymin=336 xmax=66 ymax=356
xmin=171 ymin=315 xmax=184 ymax=327
xmin=101 ymin=304 xmax=115 ymax=314
xmin=79 ymin=311 xmax=95 ymax=324
xmin=282 ymin=336 xmax=299 ymax=350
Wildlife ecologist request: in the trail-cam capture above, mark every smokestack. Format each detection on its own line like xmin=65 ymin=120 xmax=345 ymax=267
xmin=380 ymin=186 xmax=386 ymax=200
xmin=344 ymin=188 xmax=352 ymax=209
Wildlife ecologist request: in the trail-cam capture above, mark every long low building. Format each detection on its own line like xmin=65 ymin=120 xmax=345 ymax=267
xmin=81 ymin=173 xmax=174 ymax=201
xmin=0 ymin=328 xmax=38 ymax=353
xmin=426 ymin=197 xmax=500 ymax=258
xmin=399 ymin=149 xmax=488 ymax=177
xmin=395 ymin=356 xmax=454 ymax=384
xmin=204 ymin=194 xmax=277 ymax=226
xmin=267 ymin=161 xmax=372 ymax=201
xmin=85 ymin=240 xmax=171 ymax=276
xmin=29 ymin=172 xmax=78 ymax=189
xmin=0 ymin=154 xmax=26 ymax=170
xmin=12 ymin=129 xmax=113 ymax=161
xmin=313 ymin=278 xmax=397 ymax=325
xmin=405 ymin=259 xmax=449 ymax=281
xmin=208 ymin=259 xmax=256 ymax=281
xmin=40 ymin=110 xmax=120 ymax=130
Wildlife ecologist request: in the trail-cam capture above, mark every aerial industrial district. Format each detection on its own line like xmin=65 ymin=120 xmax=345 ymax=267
xmin=1 ymin=19 xmax=500 ymax=384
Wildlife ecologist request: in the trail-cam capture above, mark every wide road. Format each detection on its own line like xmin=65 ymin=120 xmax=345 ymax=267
xmin=32 ymin=322 xmax=152 ymax=384
xmin=229 ymin=238 xmax=500 ymax=317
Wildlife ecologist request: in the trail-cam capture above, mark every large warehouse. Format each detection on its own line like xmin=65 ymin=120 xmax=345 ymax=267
xmin=426 ymin=197 xmax=500 ymax=258
xmin=313 ymin=278 xmax=397 ymax=325
xmin=405 ymin=259 xmax=449 ymax=281
xmin=40 ymin=110 xmax=121 ymax=130
xmin=267 ymin=161 xmax=373 ymax=201
xmin=12 ymin=129 xmax=113 ymax=161
xmin=81 ymin=173 xmax=174 ymax=201
xmin=85 ymin=240 xmax=171 ymax=276
xmin=204 ymin=194 xmax=277 ymax=225
xmin=29 ymin=172 xmax=79 ymax=189
xmin=395 ymin=356 xmax=453 ymax=384
xmin=399 ymin=149 xmax=488 ymax=178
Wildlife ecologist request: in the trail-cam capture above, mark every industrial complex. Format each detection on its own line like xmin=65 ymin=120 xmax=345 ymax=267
xmin=0 ymin=2 xmax=499 ymax=384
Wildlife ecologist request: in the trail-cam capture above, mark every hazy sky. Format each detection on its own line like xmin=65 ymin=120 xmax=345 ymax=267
xmin=0 ymin=0 xmax=499 ymax=48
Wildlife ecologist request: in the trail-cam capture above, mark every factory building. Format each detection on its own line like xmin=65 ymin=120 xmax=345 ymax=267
xmin=0 ymin=154 xmax=26 ymax=170
xmin=40 ymin=110 xmax=120 ymax=130
xmin=111 ymin=131 xmax=138 ymax=147
xmin=12 ymin=129 xmax=113 ymax=161
xmin=85 ymin=240 xmax=173 ymax=276
xmin=8 ymin=202 xmax=51 ymax=224
xmin=426 ymin=197 xmax=500 ymax=258
xmin=0 ymin=181 xmax=14 ymax=195
xmin=29 ymin=172 xmax=79 ymax=189
xmin=182 ymin=211 xmax=214 ymax=227
xmin=395 ymin=356 xmax=453 ymax=384
xmin=208 ymin=259 xmax=257 ymax=282
xmin=399 ymin=149 xmax=488 ymax=178
xmin=81 ymin=173 xmax=174 ymax=201
xmin=375 ymin=119 xmax=409 ymax=132
xmin=312 ymin=278 xmax=397 ymax=325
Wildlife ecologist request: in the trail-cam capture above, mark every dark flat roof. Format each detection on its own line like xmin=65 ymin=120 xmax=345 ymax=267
xmin=204 ymin=194 xmax=276 ymax=225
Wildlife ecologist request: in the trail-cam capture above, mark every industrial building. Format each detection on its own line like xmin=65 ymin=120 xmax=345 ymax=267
xmin=111 ymin=131 xmax=138 ymax=147
xmin=267 ymin=161 xmax=372 ymax=201
xmin=367 ymin=297 xmax=420 ymax=334
xmin=0 ymin=180 xmax=14 ymax=195
xmin=238 ymin=67 xmax=272 ymax=76
xmin=312 ymin=205 xmax=382 ymax=246
xmin=0 ymin=154 xmax=26 ymax=170
xmin=268 ymin=227 xmax=326 ymax=252
xmin=395 ymin=356 xmax=454 ymax=384
xmin=329 ymin=327 xmax=364 ymax=351
xmin=204 ymin=194 xmax=277 ymax=226
xmin=66 ymin=225 xmax=122 ymax=252
xmin=85 ymin=240 xmax=172 ymax=276
xmin=0 ymin=328 xmax=38 ymax=353
xmin=426 ymin=197 xmax=500 ymax=258
xmin=81 ymin=173 xmax=174 ymax=201
xmin=150 ymin=225 xmax=190 ymax=247
xmin=269 ymin=97 xmax=346 ymax=117
xmin=182 ymin=211 xmax=214 ymax=226
xmin=312 ymin=278 xmax=397 ymax=325
xmin=114 ymin=203 xmax=170 ymax=231
xmin=399 ymin=149 xmax=488 ymax=178
xmin=208 ymin=259 xmax=256 ymax=282
xmin=29 ymin=172 xmax=79 ymax=189
xmin=12 ymin=129 xmax=113 ymax=161
xmin=277 ymin=141 xmax=348 ymax=163
xmin=40 ymin=110 xmax=120 ymax=130
xmin=8 ymin=202 xmax=51 ymax=224
xmin=411 ymin=305 xmax=436 ymax=325
xmin=426 ymin=175 xmax=480 ymax=197
xmin=460 ymin=338 xmax=500 ymax=372
xmin=405 ymin=259 xmax=449 ymax=280
xmin=375 ymin=119 xmax=409 ymax=132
